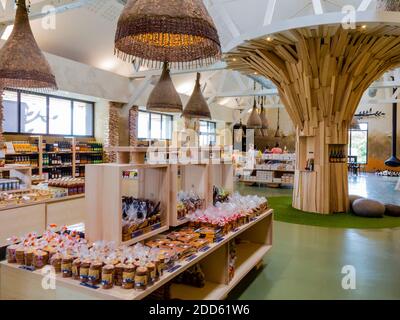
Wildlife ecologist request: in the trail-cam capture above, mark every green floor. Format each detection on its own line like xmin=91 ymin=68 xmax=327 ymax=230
xmin=230 ymin=181 xmax=400 ymax=300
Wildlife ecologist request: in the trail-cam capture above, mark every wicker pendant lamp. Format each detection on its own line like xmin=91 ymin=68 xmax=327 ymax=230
xmin=247 ymin=98 xmax=262 ymax=129
xmin=182 ymin=73 xmax=211 ymax=119
xmin=260 ymin=97 xmax=269 ymax=137
xmin=377 ymin=0 xmax=400 ymax=11
xmin=147 ymin=62 xmax=183 ymax=112
xmin=350 ymin=117 xmax=361 ymax=130
xmin=115 ymin=0 xmax=222 ymax=69
xmin=274 ymin=108 xmax=283 ymax=138
xmin=0 ymin=0 xmax=57 ymax=90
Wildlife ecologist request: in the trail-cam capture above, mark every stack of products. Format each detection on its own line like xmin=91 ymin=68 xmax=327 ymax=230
xmin=75 ymin=142 xmax=103 ymax=153
xmin=375 ymin=170 xmax=400 ymax=177
xmin=256 ymin=170 xmax=273 ymax=182
xmin=0 ymin=189 xmax=53 ymax=208
xmin=176 ymin=190 xmax=204 ymax=220
xmin=213 ymin=186 xmax=230 ymax=205
xmin=11 ymin=141 xmax=38 ymax=153
xmin=6 ymin=229 xmax=170 ymax=291
xmin=47 ymin=178 xmax=85 ymax=195
xmin=122 ymin=197 xmax=162 ymax=242
xmin=43 ymin=141 xmax=72 ymax=153
xmin=188 ymin=193 xmax=268 ymax=236
xmin=0 ymin=178 xmax=21 ymax=191
xmin=281 ymin=173 xmax=294 ymax=184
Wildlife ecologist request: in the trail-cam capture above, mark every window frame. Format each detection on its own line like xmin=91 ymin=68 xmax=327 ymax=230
xmin=138 ymin=110 xmax=173 ymax=141
xmin=199 ymin=120 xmax=217 ymax=146
xmin=3 ymin=88 xmax=95 ymax=137
xmin=348 ymin=122 xmax=368 ymax=165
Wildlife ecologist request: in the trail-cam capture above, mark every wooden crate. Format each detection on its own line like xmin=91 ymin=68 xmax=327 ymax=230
xmin=85 ymin=164 xmax=169 ymax=245
xmin=169 ymin=164 xmax=209 ymax=227
xmin=207 ymin=163 xmax=234 ymax=206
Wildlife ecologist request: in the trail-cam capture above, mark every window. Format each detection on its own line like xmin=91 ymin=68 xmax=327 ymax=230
xmin=49 ymin=97 xmax=72 ymax=135
xmin=2 ymin=89 xmax=94 ymax=137
xmin=199 ymin=120 xmax=217 ymax=146
xmin=20 ymin=92 xmax=47 ymax=134
xmin=138 ymin=111 xmax=173 ymax=140
xmin=348 ymin=123 xmax=368 ymax=164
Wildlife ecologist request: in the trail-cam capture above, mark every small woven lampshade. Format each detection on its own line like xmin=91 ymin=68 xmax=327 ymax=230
xmin=259 ymin=99 xmax=269 ymax=136
xmin=247 ymin=99 xmax=262 ymax=129
xmin=115 ymin=0 xmax=221 ymax=69
xmin=377 ymin=0 xmax=400 ymax=11
xmin=147 ymin=62 xmax=183 ymax=112
xmin=350 ymin=117 xmax=361 ymax=130
xmin=182 ymin=73 xmax=211 ymax=119
xmin=0 ymin=0 xmax=57 ymax=90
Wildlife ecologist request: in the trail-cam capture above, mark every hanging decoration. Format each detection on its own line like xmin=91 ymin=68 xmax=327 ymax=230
xmin=147 ymin=62 xmax=183 ymax=113
xmin=350 ymin=117 xmax=361 ymax=130
xmin=247 ymin=82 xmax=262 ymax=129
xmin=377 ymin=0 xmax=400 ymax=11
xmin=274 ymin=108 xmax=283 ymax=138
xmin=0 ymin=0 xmax=57 ymax=90
xmin=114 ymin=0 xmax=222 ymax=69
xmin=247 ymin=98 xmax=262 ymax=129
xmin=260 ymin=96 xmax=269 ymax=137
xmin=355 ymin=108 xmax=386 ymax=119
xmin=182 ymin=73 xmax=211 ymax=119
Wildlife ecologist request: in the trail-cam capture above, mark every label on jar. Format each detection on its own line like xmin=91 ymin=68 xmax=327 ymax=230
xmin=72 ymin=266 xmax=79 ymax=276
xmin=150 ymin=269 xmax=156 ymax=280
xmin=80 ymin=267 xmax=89 ymax=279
xmin=102 ymin=273 xmax=113 ymax=284
xmin=61 ymin=262 xmax=72 ymax=272
xmin=122 ymin=272 xmax=135 ymax=283
xmin=88 ymin=269 xmax=100 ymax=280
xmin=134 ymin=275 xmax=148 ymax=287
xmin=158 ymin=263 xmax=164 ymax=275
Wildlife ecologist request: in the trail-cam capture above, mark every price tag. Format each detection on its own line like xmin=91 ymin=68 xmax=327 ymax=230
xmin=167 ymin=265 xmax=181 ymax=273
xmin=199 ymin=246 xmax=211 ymax=252
xmin=80 ymin=282 xmax=99 ymax=290
xmin=19 ymin=266 xmax=35 ymax=272
xmin=186 ymin=255 xmax=197 ymax=262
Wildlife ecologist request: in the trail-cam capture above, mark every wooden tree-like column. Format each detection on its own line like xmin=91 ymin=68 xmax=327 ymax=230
xmin=226 ymin=25 xmax=400 ymax=214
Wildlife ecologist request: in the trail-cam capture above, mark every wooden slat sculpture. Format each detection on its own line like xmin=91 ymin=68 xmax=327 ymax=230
xmin=226 ymin=25 xmax=400 ymax=214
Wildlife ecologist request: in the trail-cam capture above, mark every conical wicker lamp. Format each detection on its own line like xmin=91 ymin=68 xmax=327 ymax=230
xmin=350 ymin=117 xmax=361 ymax=130
xmin=247 ymin=98 xmax=262 ymax=129
xmin=0 ymin=0 xmax=57 ymax=90
xmin=115 ymin=0 xmax=221 ymax=69
xmin=147 ymin=62 xmax=183 ymax=112
xmin=260 ymin=99 xmax=269 ymax=137
xmin=274 ymin=108 xmax=283 ymax=138
xmin=377 ymin=0 xmax=400 ymax=11
xmin=182 ymin=73 xmax=211 ymax=119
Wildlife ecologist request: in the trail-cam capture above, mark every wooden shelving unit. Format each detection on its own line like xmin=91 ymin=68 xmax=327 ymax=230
xmin=4 ymin=136 xmax=103 ymax=179
xmin=0 ymin=209 xmax=273 ymax=300
xmin=85 ymin=163 xmax=170 ymax=245
xmin=240 ymin=153 xmax=295 ymax=188
xmin=169 ymin=164 xmax=209 ymax=227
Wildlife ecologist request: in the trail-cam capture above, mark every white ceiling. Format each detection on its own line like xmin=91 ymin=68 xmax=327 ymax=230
xmin=0 ymin=0 xmax=386 ymax=112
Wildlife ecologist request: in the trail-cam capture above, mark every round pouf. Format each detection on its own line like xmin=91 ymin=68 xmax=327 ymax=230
xmin=349 ymin=195 xmax=364 ymax=212
xmin=352 ymin=199 xmax=385 ymax=218
xmin=385 ymin=204 xmax=400 ymax=217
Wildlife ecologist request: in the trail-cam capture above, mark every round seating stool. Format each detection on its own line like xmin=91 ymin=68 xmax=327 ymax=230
xmin=349 ymin=195 xmax=364 ymax=212
xmin=352 ymin=199 xmax=385 ymax=218
xmin=385 ymin=204 xmax=400 ymax=217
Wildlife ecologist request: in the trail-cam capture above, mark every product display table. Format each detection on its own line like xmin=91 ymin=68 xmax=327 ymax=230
xmin=0 ymin=209 xmax=273 ymax=300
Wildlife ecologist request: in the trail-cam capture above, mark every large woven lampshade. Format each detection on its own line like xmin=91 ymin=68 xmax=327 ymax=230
xmin=182 ymin=73 xmax=211 ymax=119
xmin=377 ymin=0 xmax=400 ymax=10
xmin=147 ymin=62 xmax=183 ymax=112
xmin=115 ymin=0 xmax=221 ymax=69
xmin=246 ymin=99 xmax=262 ymax=129
xmin=0 ymin=0 xmax=57 ymax=90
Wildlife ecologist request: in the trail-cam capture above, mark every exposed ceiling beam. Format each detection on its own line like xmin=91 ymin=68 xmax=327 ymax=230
xmin=0 ymin=0 xmax=93 ymax=26
xmin=214 ymin=88 xmax=278 ymax=98
xmin=130 ymin=61 xmax=228 ymax=79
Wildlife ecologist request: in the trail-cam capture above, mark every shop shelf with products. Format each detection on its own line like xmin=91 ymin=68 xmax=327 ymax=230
xmin=169 ymin=164 xmax=209 ymax=227
xmin=240 ymin=153 xmax=295 ymax=187
xmin=85 ymin=163 xmax=170 ymax=246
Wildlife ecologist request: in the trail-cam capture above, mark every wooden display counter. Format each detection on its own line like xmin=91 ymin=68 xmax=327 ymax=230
xmin=0 ymin=195 xmax=85 ymax=247
xmin=0 ymin=209 xmax=273 ymax=300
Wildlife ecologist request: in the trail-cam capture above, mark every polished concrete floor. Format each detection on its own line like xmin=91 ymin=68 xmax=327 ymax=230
xmin=232 ymin=174 xmax=400 ymax=300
